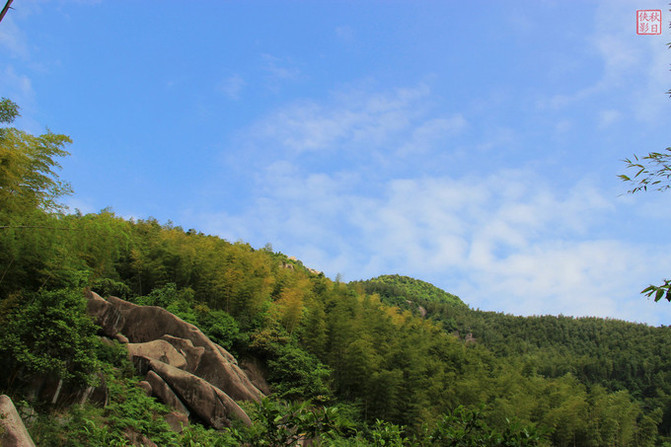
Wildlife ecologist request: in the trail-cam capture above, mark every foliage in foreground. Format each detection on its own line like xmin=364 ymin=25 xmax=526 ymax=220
xmin=620 ymin=147 xmax=671 ymax=303
xmin=0 ymin=287 xmax=100 ymax=387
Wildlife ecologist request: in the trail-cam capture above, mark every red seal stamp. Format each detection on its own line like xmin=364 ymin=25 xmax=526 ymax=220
xmin=637 ymin=10 xmax=662 ymax=35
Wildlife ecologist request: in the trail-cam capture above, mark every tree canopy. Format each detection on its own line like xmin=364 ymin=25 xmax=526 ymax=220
xmin=0 ymin=98 xmax=72 ymax=218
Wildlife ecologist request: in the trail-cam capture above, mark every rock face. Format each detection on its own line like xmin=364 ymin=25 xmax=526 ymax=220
xmin=144 ymin=370 xmax=190 ymax=417
xmin=0 ymin=395 xmax=36 ymax=447
xmin=240 ymin=357 xmax=271 ymax=395
xmin=85 ymin=291 xmax=263 ymax=428
xmin=127 ymin=340 xmax=188 ymax=369
xmin=164 ymin=411 xmax=189 ymax=433
xmin=136 ymin=357 xmax=251 ymax=429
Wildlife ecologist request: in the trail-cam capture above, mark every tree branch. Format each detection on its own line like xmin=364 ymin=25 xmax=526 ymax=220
xmin=0 ymin=0 xmax=14 ymax=24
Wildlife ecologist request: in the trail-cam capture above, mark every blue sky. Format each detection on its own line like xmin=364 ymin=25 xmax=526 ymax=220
xmin=2 ymin=0 xmax=671 ymax=324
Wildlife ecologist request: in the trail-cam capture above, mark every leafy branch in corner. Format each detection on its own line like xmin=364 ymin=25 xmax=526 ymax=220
xmin=619 ymin=149 xmax=671 ymax=302
xmin=619 ymin=148 xmax=671 ymax=194
xmin=616 ymin=26 xmax=671 ymax=303
xmin=642 ymin=280 xmax=671 ymax=303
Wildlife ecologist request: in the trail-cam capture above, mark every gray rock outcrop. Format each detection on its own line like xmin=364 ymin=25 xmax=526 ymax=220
xmin=0 ymin=395 xmax=36 ymax=447
xmin=85 ymin=291 xmax=262 ymax=428
xmin=136 ymin=357 xmax=251 ymax=429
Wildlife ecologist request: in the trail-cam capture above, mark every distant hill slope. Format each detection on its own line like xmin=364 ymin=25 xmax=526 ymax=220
xmin=350 ymin=274 xmax=467 ymax=310
xmin=353 ymin=274 xmax=671 ymax=406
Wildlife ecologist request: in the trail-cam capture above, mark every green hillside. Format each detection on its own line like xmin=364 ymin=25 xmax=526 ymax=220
xmin=356 ymin=274 xmax=671 ymax=438
xmin=351 ymin=274 xmax=466 ymax=308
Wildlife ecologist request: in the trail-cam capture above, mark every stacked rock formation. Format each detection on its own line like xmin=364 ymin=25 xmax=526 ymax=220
xmin=85 ymin=291 xmax=263 ymax=429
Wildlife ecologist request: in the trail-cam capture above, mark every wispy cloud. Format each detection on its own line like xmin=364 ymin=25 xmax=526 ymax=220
xmin=197 ymin=160 xmax=670 ymax=323
xmin=397 ymin=115 xmax=467 ymax=156
xmin=539 ymin=0 xmax=669 ymax=126
xmin=186 ymin=31 xmax=671 ymax=320
xmin=1 ymin=65 xmax=34 ymax=101
xmin=598 ymin=109 xmax=621 ymax=128
xmin=0 ymin=16 xmax=29 ymax=59
xmin=235 ymin=83 xmax=459 ymax=165
xmin=0 ymin=65 xmax=40 ymax=132
xmin=261 ymin=54 xmax=301 ymax=91
xmin=217 ymin=74 xmax=246 ymax=100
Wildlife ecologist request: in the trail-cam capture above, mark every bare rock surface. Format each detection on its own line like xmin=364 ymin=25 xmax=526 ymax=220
xmin=87 ymin=291 xmax=262 ymax=402
xmin=25 ymin=374 xmax=108 ymax=408
xmin=164 ymin=411 xmax=189 ymax=433
xmin=189 ymin=345 xmax=260 ymax=402
xmin=160 ymin=335 xmax=205 ymax=371
xmin=85 ymin=291 xmax=125 ymax=337
xmin=144 ymin=370 xmax=190 ymax=417
xmin=123 ymin=428 xmax=158 ymax=447
xmin=137 ymin=356 xmax=252 ymax=429
xmin=0 ymin=395 xmax=36 ymax=447
xmin=127 ymin=340 xmax=187 ymax=369
xmin=240 ymin=357 xmax=271 ymax=395
xmin=137 ymin=380 xmax=153 ymax=396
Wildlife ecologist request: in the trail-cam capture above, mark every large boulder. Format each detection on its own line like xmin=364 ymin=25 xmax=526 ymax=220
xmin=86 ymin=291 xmax=262 ymax=403
xmin=123 ymin=429 xmax=158 ymax=447
xmin=85 ymin=291 xmax=263 ymax=429
xmin=164 ymin=411 xmax=189 ymax=433
xmin=0 ymin=395 xmax=36 ymax=447
xmin=135 ymin=356 xmax=251 ymax=429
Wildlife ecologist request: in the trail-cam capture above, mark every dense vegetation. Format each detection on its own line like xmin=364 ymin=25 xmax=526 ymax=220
xmin=358 ymin=274 xmax=671 ymax=406
xmin=1 ymin=97 xmax=671 ymax=446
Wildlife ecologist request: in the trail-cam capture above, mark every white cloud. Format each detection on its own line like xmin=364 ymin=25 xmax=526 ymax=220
xmin=63 ymin=196 xmax=98 ymax=215
xmin=0 ymin=12 xmax=34 ymax=110
xmin=598 ymin=109 xmax=621 ymax=128
xmin=480 ymin=237 xmax=670 ymax=323
xmin=1 ymin=65 xmax=34 ymax=101
xmin=474 ymin=126 xmax=516 ymax=152
xmin=236 ymin=83 xmax=455 ymax=165
xmin=398 ymin=115 xmax=467 ymax=156
xmin=217 ymin=74 xmax=246 ymax=100
xmin=631 ymin=35 xmax=670 ymax=123
xmin=0 ymin=16 xmax=29 ymax=59
xmin=0 ymin=65 xmax=40 ymax=132
xmin=261 ymin=54 xmax=301 ymax=90
xmin=538 ymin=0 xmax=669 ymax=126
xmin=196 ymin=156 xmax=671 ymax=323
xmin=554 ymin=119 xmax=572 ymax=134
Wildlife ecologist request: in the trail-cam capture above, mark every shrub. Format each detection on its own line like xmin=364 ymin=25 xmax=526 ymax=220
xmin=0 ymin=287 xmax=100 ymax=386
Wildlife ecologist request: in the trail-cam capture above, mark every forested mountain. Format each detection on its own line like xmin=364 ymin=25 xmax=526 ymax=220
xmin=1 ymin=97 xmax=670 ymax=446
xmin=357 ymin=275 xmax=671 ymax=439
xmin=357 ymin=274 xmax=671 ymax=395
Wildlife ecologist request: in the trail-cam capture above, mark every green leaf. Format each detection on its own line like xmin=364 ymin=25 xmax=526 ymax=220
xmin=655 ymin=288 xmax=665 ymax=302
